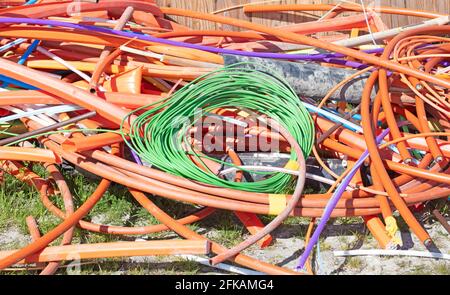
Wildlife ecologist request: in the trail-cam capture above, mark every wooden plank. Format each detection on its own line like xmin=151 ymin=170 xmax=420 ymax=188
xmin=157 ymin=0 xmax=216 ymax=30
xmin=155 ymin=0 xmax=449 ymax=30
xmin=250 ymin=0 xmax=320 ymax=29
xmin=215 ymin=0 xmax=253 ymax=31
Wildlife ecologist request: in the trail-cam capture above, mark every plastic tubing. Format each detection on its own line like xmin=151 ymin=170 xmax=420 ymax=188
xmin=38 ymin=183 xmax=216 ymax=236
xmin=158 ymin=9 xmax=450 ymax=89
xmin=1 ymin=15 xmax=448 ymax=94
xmin=0 ymin=90 xmax=63 ymax=105
xmin=17 ymin=39 xmax=39 ymax=65
xmin=26 ymin=147 xmax=214 ymax=238
xmin=127 ymin=187 xmax=299 ymax=275
xmin=0 ymin=240 xmax=210 ymax=263
xmin=210 ymin=118 xmax=306 ymax=265
xmin=0 ymin=89 xmax=161 ymax=109
xmin=0 ymin=57 xmax=133 ymax=128
xmin=296 ymin=126 xmax=392 ymax=270
xmin=0 ymin=18 xmax=367 ymax=64
xmin=0 ymin=177 xmax=111 ymax=269
xmin=28 ymin=132 xmax=449 ymax=220
xmin=42 ymin=131 xmax=382 ymax=217
xmin=15 ymin=103 xmax=444 ymax=217
xmin=154 ymin=13 xmax=372 ymax=42
xmin=220 ymin=166 xmax=351 ymax=189
xmin=36 ymin=46 xmax=92 ymax=82
xmin=361 ymin=71 xmax=432 ymax=245
xmin=0 ymin=0 xmax=162 ymax=19
xmin=40 ymin=163 xmax=75 ymax=275
xmin=61 ymin=132 xmax=125 ymax=153
xmin=85 ymin=136 xmax=447 ymax=210
xmin=0 ymin=146 xmax=61 ymax=163
xmin=90 ymin=6 xmax=134 ymax=90
xmin=0 ymin=111 xmax=96 ymax=146
xmin=0 ymin=16 xmax=435 ymax=78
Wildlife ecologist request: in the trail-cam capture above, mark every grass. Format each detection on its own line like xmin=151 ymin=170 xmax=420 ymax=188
xmin=318 ymin=238 xmax=332 ymax=251
xmin=409 ymin=265 xmax=429 ymax=275
xmin=346 ymin=257 xmax=364 ymax=270
xmin=203 ymin=211 xmax=245 ymax=247
xmin=435 ymin=263 xmax=450 ymax=275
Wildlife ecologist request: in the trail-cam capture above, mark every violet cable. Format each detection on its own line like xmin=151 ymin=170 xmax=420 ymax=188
xmin=295 ymin=127 xmax=393 ymax=270
xmin=130 ymin=149 xmax=143 ymax=165
xmin=0 ymin=18 xmax=383 ymax=62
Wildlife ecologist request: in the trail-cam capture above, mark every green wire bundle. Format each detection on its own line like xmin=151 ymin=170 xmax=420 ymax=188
xmin=122 ymin=63 xmax=314 ymax=193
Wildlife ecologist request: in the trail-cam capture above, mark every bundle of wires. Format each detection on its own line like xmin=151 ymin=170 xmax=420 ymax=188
xmin=122 ymin=63 xmax=314 ymax=193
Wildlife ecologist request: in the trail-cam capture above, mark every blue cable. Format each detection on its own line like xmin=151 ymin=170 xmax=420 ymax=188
xmin=17 ymin=39 xmax=40 ymax=65
xmin=24 ymin=0 xmax=39 ymax=5
xmin=0 ymin=75 xmax=38 ymax=90
xmin=2 ymin=39 xmax=40 ymax=88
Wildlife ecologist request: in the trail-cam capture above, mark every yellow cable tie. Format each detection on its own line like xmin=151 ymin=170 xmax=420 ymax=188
xmin=284 ymin=159 xmax=299 ymax=171
xmin=268 ymin=194 xmax=287 ymax=215
xmin=385 ymin=216 xmax=402 ymax=247
xmin=385 ymin=216 xmax=399 ymax=238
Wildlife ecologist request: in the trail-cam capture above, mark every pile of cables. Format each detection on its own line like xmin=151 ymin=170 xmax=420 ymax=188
xmin=0 ymin=0 xmax=448 ymax=275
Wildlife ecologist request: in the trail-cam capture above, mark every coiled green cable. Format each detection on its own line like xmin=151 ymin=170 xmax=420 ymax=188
xmin=121 ymin=63 xmax=314 ymax=193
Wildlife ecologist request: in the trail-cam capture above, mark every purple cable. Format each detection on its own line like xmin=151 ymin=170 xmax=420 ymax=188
xmin=130 ymin=149 xmax=143 ymax=165
xmin=0 ymin=17 xmax=384 ymax=61
xmin=295 ymin=127 xmax=393 ymax=271
xmin=323 ymin=58 xmax=369 ymax=70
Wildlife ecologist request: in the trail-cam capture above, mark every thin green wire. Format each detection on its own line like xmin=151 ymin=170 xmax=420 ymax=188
xmin=121 ymin=63 xmax=314 ymax=193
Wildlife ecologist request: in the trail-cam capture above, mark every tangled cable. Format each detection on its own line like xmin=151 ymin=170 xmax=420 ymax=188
xmin=123 ymin=63 xmax=314 ymax=193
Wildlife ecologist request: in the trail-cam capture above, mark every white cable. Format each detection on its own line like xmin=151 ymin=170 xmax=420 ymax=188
xmin=336 ymin=16 xmax=450 ymax=48
xmin=359 ymin=0 xmax=377 ymax=45
xmin=334 ymin=249 xmax=450 ymax=260
xmin=119 ymin=45 xmax=162 ymax=60
xmin=21 ymin=105 xmax=58 ymax=126
xmin=219 ymin=165 xmax=355 ymax=190
xmin=36 ymin=46 xmax=92 ymax=83
xmin=2 ymin=106 xmax=52 ymax=127
xmin=176 ymin=255 xmax=264 ymax=275
xmin=294 ymin=16 xmax=450 ymax=50
xmin=81 ymin=17 xmax=118 ymax=24
xmin=0 ymin=105 xmax=83 ymax=124
xmin=317 ymin=1 xmax=343 ymax=22
xmin=436 ymin=65 xmax=450 ymax=75
xmin=303 ymin=102 xmax=363 ymax=133
xmin=0 ymin=38 xmax=27 ymax=53
xmin=121 ymin=45 xmax=220 ymax=68
xmin=304 ymin=103 xmax=405 ymax=157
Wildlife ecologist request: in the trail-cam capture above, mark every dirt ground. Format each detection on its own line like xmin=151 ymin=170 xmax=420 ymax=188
xmin=1 ymin=216 xmax=448 ymax=275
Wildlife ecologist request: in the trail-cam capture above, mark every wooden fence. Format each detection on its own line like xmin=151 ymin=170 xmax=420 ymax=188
xmin=155 ymin=0 xmax=450 ymax=30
